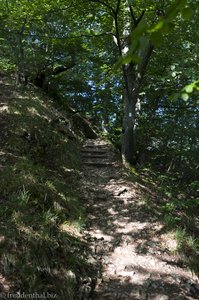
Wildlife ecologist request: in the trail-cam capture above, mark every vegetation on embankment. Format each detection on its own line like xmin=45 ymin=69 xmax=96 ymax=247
xmin=127 ymin=165 xmax=199 ymax=276
xmin=0 ymin=72 xmax=95 ymax=298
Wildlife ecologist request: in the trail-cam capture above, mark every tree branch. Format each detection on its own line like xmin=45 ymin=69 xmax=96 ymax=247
xmin=129 ymin=7 xmax=145 ymax=27
xmin=137 ymin=42 xmax=154 ymax=84
xmin=1 ymin=28 xmax=115 ymax=40
xmin=136 ymin=10 xmax=145 ymax=26
xmin=52 ymin=63 xmax=75 ymax=76
xmin=89 ymin=0 xmax=115 ymax=16
xmin=115 ymin=0 xmax=121 ymax=16
xmin=129 ymin=6 xmax=137 ymax=26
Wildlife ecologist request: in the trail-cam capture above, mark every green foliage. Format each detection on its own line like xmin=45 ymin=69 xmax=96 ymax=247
xmin=0 ymin=0 xmax=198 ymax=282
xmin=0 ymin=58 xmax=15 ymax=72
xmin=157 ymin=173 xmax=199 ymax=275
xmin=181 ymin=80 xmax=199 ymax=101
xmin=129 ymin=167 xmax=199 ymax=276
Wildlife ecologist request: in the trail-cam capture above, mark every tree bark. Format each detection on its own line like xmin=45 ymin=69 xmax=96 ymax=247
xmin=122 ymin=43 xmax=153 ymax=165
xmin=112 ymin=1 xmax=153 ymax=165
xmin=122 ymin=63 xmax=139 ymax=164
xmin=16 ymin=20 xmax=27 ymax=85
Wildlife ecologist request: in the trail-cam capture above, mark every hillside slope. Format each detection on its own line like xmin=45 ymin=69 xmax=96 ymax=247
xmin=0 ymin=72 xmax=97 ymax=299
xmin=0 ymin=72 xmax=198 ymax=300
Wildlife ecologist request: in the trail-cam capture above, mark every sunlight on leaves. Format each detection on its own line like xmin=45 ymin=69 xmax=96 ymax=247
xmin=181 ymin=93 xmax=189 ymax=101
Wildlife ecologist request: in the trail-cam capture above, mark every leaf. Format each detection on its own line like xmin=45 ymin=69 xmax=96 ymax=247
xmin=171 ymin=65 xmax=175 ymax=71
xmin=184 ymin=85 xmax=194 ymax=93
xmin=150 ymin=32 xmax=164 ymax=46
xmin=149 ymin=20 xmax=164 ymax=33
xmin=131 ymin=20 xmax=148 ymax=40
xmin=167 ymin=0 xmax=187 ymax=20
xmin=181 ymin=93 xmax=189 ymax=101
xmin=172 ymin=71 xmax=176 ymax=77
xmin=121 ymin=53 xmax=141 ymax=65
xmin=121 ymin=54 xmax=133 ymax=65
xmin=130 ymin=54 xmax=141 ymax=64
xmin=162 ymin=22 xmax=175 ymax=33
xmin=171 ymin=93 xmax=180 ymax=102
xmin=129 ymin=39 xmax=139 ymax=53
xmin=181 ymin=7 xmax=194 ymax=20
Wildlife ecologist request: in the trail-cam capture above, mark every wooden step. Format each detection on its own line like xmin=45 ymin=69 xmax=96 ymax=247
xmin=83 ymin=143 xmax=108 ymax=147
xmin=82 ymin=145 xmax=110 ymax=150
xmin=82 ymin=162 xmax=113 ymax=167
xmin=81 ymin=154 xmax=109 ymax=159
xmin=81 ymin=149 xmax=108 ymax=154
xmin=82 ymin=157 xmax=112 ymax=163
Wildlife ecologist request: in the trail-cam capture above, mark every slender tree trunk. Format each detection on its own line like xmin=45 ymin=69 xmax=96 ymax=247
xmin=16 ymin=20 xmax=27 ymax=85
xmin=122 ymin=92 xmax=138 ymax=164
xmin=121 ymin=42 xmax=153 ymax=165
xmin=122 ymin=63 xmax=139 ymax=164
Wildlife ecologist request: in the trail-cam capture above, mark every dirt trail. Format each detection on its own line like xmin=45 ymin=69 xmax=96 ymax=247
xmin=81 ymin=139 xmax=199 ymax=300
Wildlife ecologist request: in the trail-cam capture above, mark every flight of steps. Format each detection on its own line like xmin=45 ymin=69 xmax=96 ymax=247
xmin=81 ymin=139 xmax=116 ymax=168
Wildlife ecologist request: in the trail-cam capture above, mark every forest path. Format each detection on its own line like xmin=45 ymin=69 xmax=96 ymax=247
xmin=81 ymin=139 xmax=199 ymax=300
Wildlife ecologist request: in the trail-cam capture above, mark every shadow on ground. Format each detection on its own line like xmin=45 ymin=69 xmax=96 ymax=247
xmin=81 ymin=140 xmax=199 ymax=300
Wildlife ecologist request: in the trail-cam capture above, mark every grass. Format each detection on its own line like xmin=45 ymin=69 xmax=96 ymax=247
xmin=156 ymin=174 xmax=199 ymax=275
xmin=0 ymin=73 xmax=91 ymax=298
xmin=127 ymin=165 xmax=199 ymax=276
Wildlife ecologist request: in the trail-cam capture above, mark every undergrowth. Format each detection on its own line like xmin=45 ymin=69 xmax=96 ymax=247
xmin=127 ymin=165 xmax=199 ymax=276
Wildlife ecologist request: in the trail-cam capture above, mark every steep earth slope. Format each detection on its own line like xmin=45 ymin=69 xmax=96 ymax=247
xmin=0 ymin=72 xmax=97 ymax=299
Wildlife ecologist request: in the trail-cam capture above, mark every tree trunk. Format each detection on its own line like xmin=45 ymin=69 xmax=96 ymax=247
xmin=16 ymin=20 xmax=27 ymax=85
xmin=122 ymin=64 xmax=139 ymax=165
xmin=90 ymin=0 xmax=154 ymax=165
xmin=122 ymin=94 xmax=137 ymax=165
xmin=121 ymin=42 xmax=153 ymax=165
